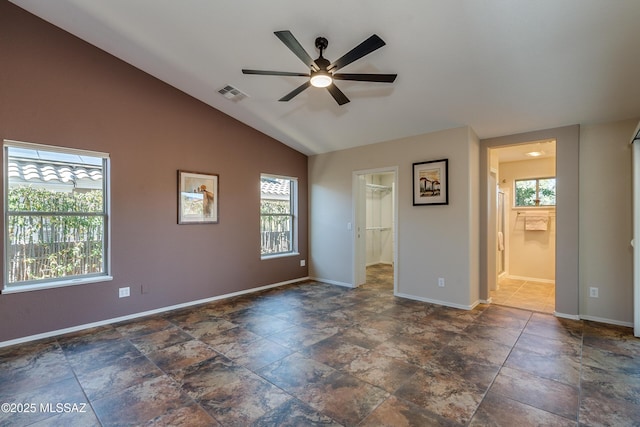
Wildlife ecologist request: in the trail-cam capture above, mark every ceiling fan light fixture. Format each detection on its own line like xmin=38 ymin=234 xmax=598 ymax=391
xmin=310 ymin=71 xmax=332 ymax=88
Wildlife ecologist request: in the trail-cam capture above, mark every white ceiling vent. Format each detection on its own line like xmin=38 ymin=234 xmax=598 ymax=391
xmin=218 ymin=85 xmax=248 ymax=101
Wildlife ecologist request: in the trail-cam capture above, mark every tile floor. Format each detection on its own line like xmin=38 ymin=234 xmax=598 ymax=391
xmin=489 ymin=276 xmax=555 ymax=314
xmin=1 ymin=264 xmax=639 ymax=426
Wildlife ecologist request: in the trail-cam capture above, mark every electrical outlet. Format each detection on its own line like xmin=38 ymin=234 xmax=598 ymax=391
xmin=141 ymin=284 xmax=149 ymax=295
xmin=118 ymin=287 xmax=130 ymax=298
xmin=589 ymin=287 xmax=599 ymax=298
xmin=300 ymin=259 xmax=306 ymax=267
xmin=438 ymin=277 xmax=445 ymax=287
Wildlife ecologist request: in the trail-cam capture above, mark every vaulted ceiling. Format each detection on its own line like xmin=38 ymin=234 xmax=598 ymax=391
xmin=11 ymin=0 xmax=640 ymax=155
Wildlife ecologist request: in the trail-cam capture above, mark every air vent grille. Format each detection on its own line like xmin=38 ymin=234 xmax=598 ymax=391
xmin=218 ymin=85 xmax=247 ymax=101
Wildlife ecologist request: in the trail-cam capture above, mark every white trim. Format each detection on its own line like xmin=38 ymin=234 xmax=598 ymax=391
xmin=2 ymin=275 xmax=113 ymax=294
xmin=554 ymin=312 xmax=581 ymax=321
xmin=352 ymin=166 xmax=399 ymax=294
xmin=4 ymin=139 xmax=109 ymax=159
xmin=0 ymin=276 xmax=309 ymax=348
xmin=261 ymin=252 xmax=300 ymax=260
xmin=395 ymin=292 xmax=480 ymax=311
xmin=506 ymin=274 xmax=555 ymax=284
xmin=580 ymin=314 xmax=634 ymax=328
xmin=309 ymin=276 xmax=353 ymax=288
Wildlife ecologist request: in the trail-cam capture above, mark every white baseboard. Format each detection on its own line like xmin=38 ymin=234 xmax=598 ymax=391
xmin=309 ymin=277 xmax=354 ymax=288
xmin=579 ymin=314 xmax=634 ymax=328
xmin=507 ymin=275 xmax=555 ymax=284
xmin=395 ymin=292 xmax=478 ymax=311
xmin=554 ymin=312 xmax=580 ymax=321
xmin=0 ymin=276 xmax=310 ymax=349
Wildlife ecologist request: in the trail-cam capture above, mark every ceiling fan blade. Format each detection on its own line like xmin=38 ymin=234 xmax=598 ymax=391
xmin=333 ymin=73 xmax=397 ymax=83
xmin=328 ymin=34 xmax=386 ymax=72
xmin=274 ymin=30 xmax=317 ymax=69
xmin=242 ymin=69 xmax=309 ymax=77
xmin=279 ymin=81 xmax=311 ymax=102
xmin=326 ymin=84 xmax=350 ymax=105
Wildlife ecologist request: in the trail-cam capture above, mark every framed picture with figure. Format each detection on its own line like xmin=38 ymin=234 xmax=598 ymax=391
xmin=178 ymin=170 xmax=219 ymax=224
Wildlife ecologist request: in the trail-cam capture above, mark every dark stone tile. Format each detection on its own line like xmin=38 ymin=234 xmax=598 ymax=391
xmin=141 ymin=402 xmax=219 ymax=426
xmin=523 ymin=312 xmax=583 ymax=343
xmin=253 ymin=399 xmax=342 ymax=427
xmin=128 ymin=326 xmax=193 ymax=354
xmin=257 ymin=353 xmax=335 ymax=396
xmin=490 ymin=366 xmax=579 ymax=419
xmin=92 ymin=375 xmax=192 ymax=426
xmin=514 ymin=332 xmax=582 ymax=358
xmin=342 ymin=350 xmax=419 ymax=393
xmin=176 ymin=317 xmax=237 ymax=340
xmin=76 ymin=354 xmax=163 ymax=400
xmin=301 ymin=371 xmax=388 ymax=426
xmin=395 ymin=367 xmax=485 ymax=425
xmin=64 ymin=339 xmax=142 ymax=376
xmin=504 ymin=346 xmax=581 ymax=386
xmin=0 ymin=340 xmax=75 ymax=400
xmin=362 ymin=396 xmax=463 ymax=427
xmin=582 ymin=344 xmax=640 ymax=376
xmin=146 ymin=339 xmax=219 ymax=376
xmin=115 ymin=316 xmax=175 ymax=338
xmin=0 ymin=376 xmax=90 ymax=427
xmin=268 ymin=324 xmax=339 ymax=351
xmin=303 ymin=335 xmax=370 ymax=369
xmin=470 ymin=391 xmax=576 ymax=426
xmin=179 ymin=355 xmax=290 ymax=425
xmin=461 ymin=323 xmax=522 ymax=347
xmin=374 ymin=334 xmax=443 ymax=368
xmin=581 ymin=364 xmax=640 ymax=406
xmin=221 ymin=336 xmax=294 ymax=371
xmin=579 ymin=392 xmax=640 ymax=427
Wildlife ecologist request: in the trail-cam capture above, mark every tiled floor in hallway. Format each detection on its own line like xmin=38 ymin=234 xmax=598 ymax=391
xmin=0 ymin=264 xmax=638 ymax=426
xmin=490 ymin=276 xmax=555 ymax=314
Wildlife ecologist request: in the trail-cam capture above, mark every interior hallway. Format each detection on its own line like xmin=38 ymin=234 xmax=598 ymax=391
xmin=490 ymin=277 xmax=555 ymax=314
xmin=0 ymin=265 xmax=637 ymax=426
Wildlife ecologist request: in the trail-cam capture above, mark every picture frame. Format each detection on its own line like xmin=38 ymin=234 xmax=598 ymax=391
xmin=413 ymin=159 xmax=448 ymax=206
xmin=178 ymin=170 xmax=219 ymax=224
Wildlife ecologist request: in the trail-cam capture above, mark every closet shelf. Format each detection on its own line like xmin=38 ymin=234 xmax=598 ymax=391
xmin=366 ymin=183 xmax=392 ymax=192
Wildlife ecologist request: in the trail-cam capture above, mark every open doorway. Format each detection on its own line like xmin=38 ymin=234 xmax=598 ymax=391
xmin=353 ymin=167 xmax=398 ymax=293
xmin=488 ymin=140 xmax=556 ymax=312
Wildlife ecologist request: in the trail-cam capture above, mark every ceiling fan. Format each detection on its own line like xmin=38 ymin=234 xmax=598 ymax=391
xmin=242 ymin=30 xmax=397 ymax=105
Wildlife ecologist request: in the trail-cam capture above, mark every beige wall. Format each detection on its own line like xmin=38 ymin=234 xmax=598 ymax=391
xmin=499 ymin=157 xmax=556 ymax=281
xmin=309 ymin=126 xmax=481 ymax=309
xmin=579 ymin=118 xmax=637 ymax=324
xmin=0 ymin=2 xmax=308 ymax=343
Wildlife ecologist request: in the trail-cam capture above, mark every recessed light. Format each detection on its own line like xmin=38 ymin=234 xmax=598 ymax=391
xmin=526 ymin=151 xmax=544 ymax=157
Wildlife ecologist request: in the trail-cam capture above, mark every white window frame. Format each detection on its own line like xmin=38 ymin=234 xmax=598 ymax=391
xmin=3 ymin=140 xmax=112 ymax=293
xmin=260 ymin=174 xmax=298 ymax=259
xmin=513 ymin=176 xmax=556 ymax=208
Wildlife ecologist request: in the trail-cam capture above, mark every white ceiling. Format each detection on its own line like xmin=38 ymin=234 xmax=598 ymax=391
xmin=11 ymin=0 xmax=640 ymax=156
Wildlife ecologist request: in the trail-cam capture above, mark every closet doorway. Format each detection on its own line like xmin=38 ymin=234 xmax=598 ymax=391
xmin=353 ymin=167 xmax=398 ymax=293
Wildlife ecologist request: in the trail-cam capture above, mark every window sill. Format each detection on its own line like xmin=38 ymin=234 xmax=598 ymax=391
xmin=261 ymin=252 xmax=300 ymax=260
xmin=2 ymin=275 xmax=113 ymax=294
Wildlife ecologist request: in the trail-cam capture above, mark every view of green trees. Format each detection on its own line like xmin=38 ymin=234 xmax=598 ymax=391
xmin=515 ymin=178 xmax=556 ymax=206
xmin=6 ymin=186 xmax=104 ymax=284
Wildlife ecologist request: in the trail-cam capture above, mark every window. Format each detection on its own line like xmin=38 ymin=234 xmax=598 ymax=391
xmin=4 ymin=140 xmax=110 ymax=292
xmin=515 ymin=177 xmax=556 ymax=207
xmin=260 ymin=174 xmax=297 ymax=257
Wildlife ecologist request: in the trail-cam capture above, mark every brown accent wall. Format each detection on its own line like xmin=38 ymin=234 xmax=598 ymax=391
xmin=0 ymin=1 xmax=308 ymax=342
